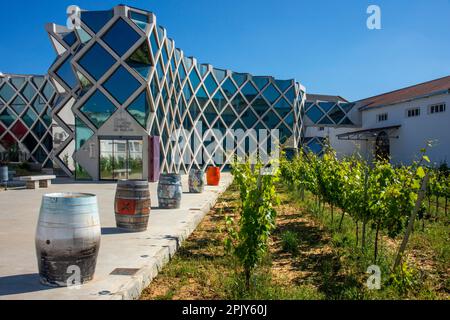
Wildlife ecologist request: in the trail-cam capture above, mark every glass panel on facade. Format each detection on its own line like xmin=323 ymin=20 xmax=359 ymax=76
xmin=21 ymin=83 xmax=36 ymax=102
xmin=62 ymin=32 xmax=77 ymax=47
xmin=22 ymin=133 xmax=37 ymax=153
xmin=55 ymin=55 xmax=78 ymax=88
xmin=0 ymin=83 xmax=15 ymax=103
xmin=32 ymin=77 xmax=45 ymax=89
xmin=232 ymin=73 xmax=246 ymax=88
xmin=253 ymin=77 xmax=269 ymax=90
xmin=125 ymin=41 xmax=152 ymax=79
xmin=103 ymin=66 xmax=141 ymax=104
xmin=231 ymin=93 xmax=246 ymax=114
xmin=10 ymin=78 xmax=25 ymax=90
xmin=328 ymin=106 xmax=345 ymax=123
xmin=81 ymin=10 xmax=114 ymax=34
xmin=275 ymin=80 xmax=292 ymax=93
xmin=22 ymin=108 xmax=38 ymax=127
xmin=241 ymin=82 xmax=258 ymax=102
xmin=75 ymin=116 xmax=94 ymax=150
xmin=222 ymin=78 xmax=237 ymax=99
xmin=10 ymin=121 xmax=27 ymax=140
xmin=41 ymin=81 xmax=55 ymax=100
xmin=127 ymin=90 xmax=150 ymax=128
xmin=129 ymin=11 xmax=149 ymax=31
xmin=32 ymin=120 xmax=47 ymax=138
xmin=149 ymin=30 xmax=159 ymax=58
xmin=189 ymin=69 xmax=201 ymax=91
xmin=318 ymin=116 xmax=333 ymax=125
xmin=213 ymin=68 xmax=226 ymax=84
xmin=318 ymin=101 xmax=335 ymax=113
xmin=100 ymin=139 xmax=114 ymax=180
xmin=78 ymin=43 xmax=116 ymax=81
xmin=128 ymin=140 xmax=143 ymax=180
xmin=262 ymin=84 xmax=281 ymax=104
xmin=0 ymin=108 xmax=16 ymax=127
xmin=76 ymin=28 xmax=92 ymax=44
xmin=80 ymin=90 xmax=117 ymax=128
xmin=204 ymin=73 xmax=218 ymax=93
xmin=11 ymin=96 xmax=26 ymax=115
xmin=306 ymin=105 xmax=324 ymax=123
xmin=32 ymin=96 xmax=46 ymax=114
xmin=102 ymin=18 xmax=141 ymax=57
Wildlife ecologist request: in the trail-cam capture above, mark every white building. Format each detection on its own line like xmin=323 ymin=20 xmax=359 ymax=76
xmin=305 ymin=76 xmax=450 ymax=166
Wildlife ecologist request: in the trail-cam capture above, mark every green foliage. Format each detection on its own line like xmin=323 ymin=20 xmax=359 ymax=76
xmin=389 ymin=262 xmax=419 ymax=295
xmin=225 ymin=159 xmax=280 ymax=289
xmin=280 ymin=231 xmax=300 ymax=255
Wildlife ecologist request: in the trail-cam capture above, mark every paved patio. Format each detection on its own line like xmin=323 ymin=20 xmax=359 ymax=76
xmin=0 ymin=174 xmax=232 ymax=300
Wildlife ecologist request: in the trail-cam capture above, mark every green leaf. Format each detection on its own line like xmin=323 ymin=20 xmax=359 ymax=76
xmin=416 ymin=167 xmax=425 ymax=179
xmin=422 ymin=155 xmax=430 ymax=163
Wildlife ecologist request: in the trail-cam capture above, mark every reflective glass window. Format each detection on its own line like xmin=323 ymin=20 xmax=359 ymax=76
xmin=42 ymin=81 xmax=55 ymax=101
xmin=62 ymin=32 xmax=77 ymax=47
xmin=102 ymin=18 xmax=141 ymax=57
xmin=22 ymin=133 xmax=37 ymax=153
xmin=75 ymin=116 xmax=94 ymax=150
xmin=103 ymin=66 xmax=141 ymax=104
xmin=33 ymin=146 xmax=47 ymax=163
xmin=213 ymin=68 xmax=226 ymax=83
xmin=81 ymin=10 xmax=114 ymax=34
xmin=232 ymin=73 xmax=246 ymax=88
xmin=76 ymin=28 xmax=92 ymax=44
xmin=252 ymin=97 xmax=270 ymax=117
xmin=221 ymin=78 xmax=237 ymax=99
xmin=11 ymin=78 xmax=25 ymax=90
xmin=275 ymin=80 xmax=292 ymax=93
xmin=21 ymin=82 xmax=36 ymax=102
xmin=126 ymin=90 xmax=150 ymax=128
xmin=10 ymin=121 xmax=27 ymax=140
xmin=318 ymin=116 xmax=333 ymax=125
xmin=149 ymin=30 xmax=159 ymax=57
xmin=241 ymin=82 xmax=258 ymax=102
xmin=262 ymin=84 xmax=281 ymax=104
xmin=189 ymin=70 xmax=201 ymax=91
xmin=328 ymin=106 xmax=345 ymax=123
xmin=0 ymin=83 xmax=15 ymax=103
xmin=11 ymin=96 xmax=26 ymax=115
xmin=306 ymin=105 xmax=324 ymax=123
xmin=204 ymin=73 xmax=218 ymax=93
xmin=231 ymin=93 xmax=247 ymax=114
xmin=80 ymin=90 xmax=117 ymax=128
xmin=43 ymin=108 xmax=52 ymax=126
xmin=212 ymin=90 xmax=226 ymax=111
xmin=55 ymin=55 xmax=78 ymax=88
xmin=126 ymin=41 xmax=152 ymax=79
xmin=32 ymin=120 xmax=47 ymax=138
xmin=22 ymin=108 xmax=38 ymax=127
xmin=32 ymin=77 xmax=45 ymax=89
xmin=253 ymin=77 xmax=269 ymax=90
xmin=78 ymin=43 xmax=116 ymax=81
xmin=318 ymin=101 xmax=335 ymax=113
xmin=196 ymin=86 xmax=208 ymax=108
xmin=129 ymin=11 xmax=149 ymax=31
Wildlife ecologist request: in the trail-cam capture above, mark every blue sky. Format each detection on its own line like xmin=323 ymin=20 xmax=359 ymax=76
xmin=1 ymin=0 xmax=449 ymax=101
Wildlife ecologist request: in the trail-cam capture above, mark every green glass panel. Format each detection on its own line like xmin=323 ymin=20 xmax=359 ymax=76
xmin=0 ymin=108 xmax=16 ymax=127
xmin=11 ymin=96 xmax=26 ymax=115
xmin=22 ymin=108 xmax=38 ymax=127
xmin=0 ymin=83 xmax=15 ymax=103
xmin=11 ymin=78 xmax=25 ymax=90
xmin=126 ymin=41 xmax=152 ymax=80
xmin=80 ymin=90 xmax=117 ymax=128
xmin=21 ymin=82 xmax=36 ymax=102
xmin=75 ymin=116 xmax=94 ymax=150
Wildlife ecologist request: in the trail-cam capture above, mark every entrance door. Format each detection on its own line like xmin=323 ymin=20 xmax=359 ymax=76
xmin=375 ymin=131 xmax=390 ymax=161
xmin=99 ymin=138 xmax=143 ymax=180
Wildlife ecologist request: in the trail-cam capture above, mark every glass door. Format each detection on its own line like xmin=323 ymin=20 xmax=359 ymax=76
xmin=99 ymin=138 xmax=144 ymax=180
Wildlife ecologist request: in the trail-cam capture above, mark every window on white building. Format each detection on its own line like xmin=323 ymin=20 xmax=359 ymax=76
xmin=377 ymin=113 xmax=388 ymax=122
xmin=429 ymin=103 xmax=446 ymax=114
xmin=407 ymin=108 xmax=420 ymax=118
xmin=319 ymin=127 xmax=325 ymax=131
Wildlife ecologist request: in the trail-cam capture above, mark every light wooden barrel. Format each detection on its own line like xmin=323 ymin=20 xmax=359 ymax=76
xmin=114 ymin=180 xmax=151 ymax=232
xmin=35 ymin=193 xmax=101 ymax=287
xmin=157 ymin=174 xmax=182 ymax=209
xmin=188 ymin=169 xmax=205 ymax=193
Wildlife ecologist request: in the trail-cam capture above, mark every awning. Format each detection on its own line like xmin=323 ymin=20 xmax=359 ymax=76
xmin=337 ymin=125 xmax=401 ymax=141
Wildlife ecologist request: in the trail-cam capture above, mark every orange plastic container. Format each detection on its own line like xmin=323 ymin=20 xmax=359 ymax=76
xmin=206 ymin=166 xmax=221 ymax=186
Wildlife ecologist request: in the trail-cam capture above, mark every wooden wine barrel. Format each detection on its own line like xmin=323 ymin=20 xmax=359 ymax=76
xmin=114 ymin=180 xmax=151 ymax=232
xmin=206 ymin=166 xmax=221 ymax=186
xmin=35 ymin=193 xmax=101 ymax=287
xmin=157 ymin=174 xmax=182 ymax=209
xmin=188 ymin=169 xmax=205 ymax=193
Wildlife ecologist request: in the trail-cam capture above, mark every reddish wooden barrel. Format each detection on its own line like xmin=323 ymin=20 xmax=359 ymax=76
xmin=206 ymin=166 xmax=221 ymax=186
xmin=114 ymin=180 xmax=151 ymax=232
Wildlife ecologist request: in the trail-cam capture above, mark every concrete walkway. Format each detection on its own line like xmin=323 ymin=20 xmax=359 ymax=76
xmin=0 ymin=174 xmax=232 ymax=300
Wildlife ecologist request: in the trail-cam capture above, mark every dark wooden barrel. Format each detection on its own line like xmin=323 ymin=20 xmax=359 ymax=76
xmin=157 ymin=174 xmax=182 ymax=209
xmin=114 ymin=180 xmax=151 ymax=232
xmin=35 ymin=193 xmax=101 ymax=287
xmin=188 ymin=169 xmax=205 ymax=193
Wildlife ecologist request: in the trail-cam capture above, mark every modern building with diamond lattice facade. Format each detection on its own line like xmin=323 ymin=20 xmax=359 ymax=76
xmin=42 ymin=5 xmax=305 ymax=180
xmin=0 ymin=74 xmax=56 ymax=167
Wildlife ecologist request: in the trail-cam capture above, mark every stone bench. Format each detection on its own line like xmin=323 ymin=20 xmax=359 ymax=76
xmin=19 ymin=175 xmax=56 ymax=189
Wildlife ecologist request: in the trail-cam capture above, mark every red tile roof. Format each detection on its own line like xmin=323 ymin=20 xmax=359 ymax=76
xmin=357 ymin=76 xmax=450 ymax=109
